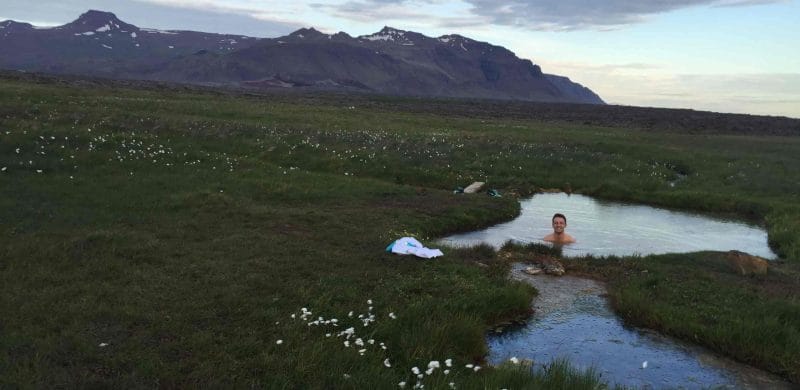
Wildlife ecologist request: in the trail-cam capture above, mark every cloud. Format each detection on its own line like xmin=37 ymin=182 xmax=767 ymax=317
xmin=310 ymin=1 xmax=446 ymax=24
xmin=0 ymin=0 xmax=302 ymax=37
xmin=467 ymin=0 xmax=789 ymax=31
xmin=321 ymin=0 xmax=786 ymax=31
xmin=713 ymin=0 xmax=789 ymax=7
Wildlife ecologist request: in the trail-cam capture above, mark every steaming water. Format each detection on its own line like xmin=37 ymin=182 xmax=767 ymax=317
xmin=440 ymin=193 xmax=777 ymax=259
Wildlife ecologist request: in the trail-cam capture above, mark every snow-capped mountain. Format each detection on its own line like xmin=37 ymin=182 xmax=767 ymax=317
xmin=0 ymin=10 xmax=603 ymax=104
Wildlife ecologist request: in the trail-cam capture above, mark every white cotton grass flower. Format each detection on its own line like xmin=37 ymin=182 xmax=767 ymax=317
xmin=411 ymin=367 xmax=420 ymax=375
xmin=642 ymin=361 xmax=648 ymax=369
xmin=98 ymin=342 xmax=108 ymax=347
xmin=384 ymin=358 xmax=391 ymax=367
xmin=509 ymin=357 xmax=520 ymax=364
xmin=465 ymin=364 xmax=473 ymax=369
xmin=449 ymin=382 xmax=455 ymax=389
xmin=473 ymin=365 xmax=481 ymax=372
xmin=443 ymin=369 xmax=450 ymax=375
xmin=445 ymin=359 xmax=452 ymax=367
xmin=399 ymin=382 xmax=406 ymax=388
xmin=389 ymin=312 xmax=397 ymax=319
xmin=340 ymin=327 xmax=356 ymax=339
xmin=367 ymin=299 xmax=373 ymax=305
xmin=344 ymin=341 xmax=350 ymax=347
xmin=425 ymin=368 xmax=434 ymax=375
xmin=358 ymin=349 xmax=367 ymax=355
xmin=276 ymin=340 xmax=283 ymax=345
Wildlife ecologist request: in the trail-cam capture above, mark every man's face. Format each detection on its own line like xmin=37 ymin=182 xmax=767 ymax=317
xmin=552 ymin=217 xmax=567 ymax=234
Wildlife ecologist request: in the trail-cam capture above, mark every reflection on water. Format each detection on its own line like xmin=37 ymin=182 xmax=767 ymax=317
xmin=488 ymin=264 xmax=791 ymax=389
xmin=440 ymin=193 xmax=777 ymax=259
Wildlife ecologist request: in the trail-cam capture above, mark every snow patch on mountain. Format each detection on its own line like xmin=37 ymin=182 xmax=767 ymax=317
xmin=141 ymin=28 xmax=178 ymax=35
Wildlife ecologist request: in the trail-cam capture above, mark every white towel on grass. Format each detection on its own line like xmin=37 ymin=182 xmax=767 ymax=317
xmin=387 ymin=237 xmax=443 ymax=259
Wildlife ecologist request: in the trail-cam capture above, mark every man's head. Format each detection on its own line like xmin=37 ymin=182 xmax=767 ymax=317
xmin=552 ymin=213 xmax=567 ymax=234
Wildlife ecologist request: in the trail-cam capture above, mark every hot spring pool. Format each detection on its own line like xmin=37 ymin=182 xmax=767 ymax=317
xmin=440 ymin=193 xmax=777 ymax=259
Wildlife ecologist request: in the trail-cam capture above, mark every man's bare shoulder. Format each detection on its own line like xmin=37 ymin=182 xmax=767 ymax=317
xmin=543 ymin=233 xmax=575 ymax=244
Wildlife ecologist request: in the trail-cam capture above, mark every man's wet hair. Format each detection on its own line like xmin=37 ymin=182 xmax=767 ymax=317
xmin=552 ymin=213 xmax=567 ymax=224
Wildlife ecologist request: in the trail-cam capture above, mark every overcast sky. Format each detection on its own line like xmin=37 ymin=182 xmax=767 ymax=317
xmin=2 ymin=0 xmax=798 ymax=118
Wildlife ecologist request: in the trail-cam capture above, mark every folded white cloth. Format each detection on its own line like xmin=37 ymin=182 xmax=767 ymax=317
xmin=387 ymin=237 xmax=444 ymax=259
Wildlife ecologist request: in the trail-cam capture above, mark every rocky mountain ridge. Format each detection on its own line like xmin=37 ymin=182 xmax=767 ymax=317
xmin=0 ymin=10 xmax=604 ymax=104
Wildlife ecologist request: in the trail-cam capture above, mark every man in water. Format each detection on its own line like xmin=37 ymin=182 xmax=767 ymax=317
xmin=543 ymin=213 xmax=576 ymax=244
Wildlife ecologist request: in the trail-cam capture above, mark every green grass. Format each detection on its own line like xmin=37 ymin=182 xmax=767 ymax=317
xmin=1 ymin=75 xmax=799 ymax=387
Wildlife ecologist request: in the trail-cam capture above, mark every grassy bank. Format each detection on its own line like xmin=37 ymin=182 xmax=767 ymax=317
xmin=1 ymin=75 xmax=799 ymax=387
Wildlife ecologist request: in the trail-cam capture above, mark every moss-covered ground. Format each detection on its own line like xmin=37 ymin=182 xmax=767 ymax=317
xmin=1 ymin=75 xmax=798 ymax=387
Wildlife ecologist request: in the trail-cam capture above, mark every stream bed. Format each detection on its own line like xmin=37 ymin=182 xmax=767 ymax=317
xmin=490 ymin=264 xmax=790 ymax=389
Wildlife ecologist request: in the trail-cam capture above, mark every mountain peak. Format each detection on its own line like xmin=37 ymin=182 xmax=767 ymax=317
xmin=378 ymin=26 xmax=406 ymax=34
xmin=0 ymin=20 xmax=34 ymax=30
xmin=360 ymin=26 xmax=421 ymax=44
xmin=67 ymin=9 xmax=137 ymax=32
xmin=76 ymin=10 xmax=121 ymax=24
xmin=289 ymin=27 xmax=328 ymax=39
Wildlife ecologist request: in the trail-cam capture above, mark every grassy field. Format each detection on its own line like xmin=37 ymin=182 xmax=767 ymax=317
xmin=1 ymin=75 xmax=799 ymax=388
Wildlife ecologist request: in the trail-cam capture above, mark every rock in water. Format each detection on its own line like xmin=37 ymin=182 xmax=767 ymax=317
xmin=523 ymin=266 xmax=542 ymax=275
xmin=541 ymin=258 xmax=565 ymax=276
xmin=526 ymin=255 xmax=565 ymax=276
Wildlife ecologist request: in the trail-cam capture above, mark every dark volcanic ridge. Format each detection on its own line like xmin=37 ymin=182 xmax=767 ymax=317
xmin=0 ymin=10 xmax=602 ymax=104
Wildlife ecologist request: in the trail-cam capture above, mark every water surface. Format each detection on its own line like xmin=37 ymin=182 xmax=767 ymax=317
xmin=489 ymin=264 xmax=790 ymax=389
xmin=441 ymin=193 xmax=776 ymax=259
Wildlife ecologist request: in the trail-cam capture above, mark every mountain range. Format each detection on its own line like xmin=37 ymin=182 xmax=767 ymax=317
xmin=0 ymin=10 xmax=604 ymax=104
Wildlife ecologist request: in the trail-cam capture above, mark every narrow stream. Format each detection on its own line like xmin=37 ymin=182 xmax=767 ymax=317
xmin=491 ymin=264 xmax=790 ymax=389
